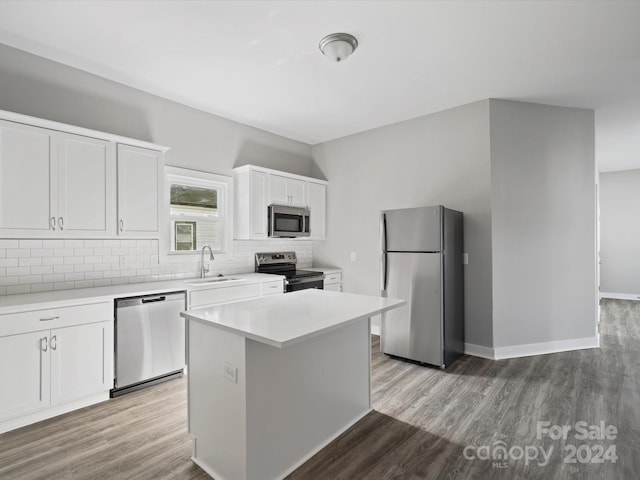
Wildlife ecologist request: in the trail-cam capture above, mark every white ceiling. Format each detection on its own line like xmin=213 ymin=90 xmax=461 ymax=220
xmin=0 ymin=1 xmax=639 ymax=172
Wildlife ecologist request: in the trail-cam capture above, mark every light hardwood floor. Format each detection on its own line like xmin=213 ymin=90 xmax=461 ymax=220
xmin=1 ymin=298 xmax=638 ymax=479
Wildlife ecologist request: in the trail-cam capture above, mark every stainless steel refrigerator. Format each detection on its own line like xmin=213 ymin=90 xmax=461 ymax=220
xmin=380 ymin=205 xmax=464 ymax=367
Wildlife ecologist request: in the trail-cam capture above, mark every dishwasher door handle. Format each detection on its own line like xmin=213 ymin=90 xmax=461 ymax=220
xmin=141 ymin=296 xmax=166 ymax=303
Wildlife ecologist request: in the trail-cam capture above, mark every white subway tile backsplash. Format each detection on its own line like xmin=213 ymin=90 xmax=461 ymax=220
xmin=0 ymin=258 xmax=18 ymax=267
xmin=43 ymin=274 xmax=65 ymax=283
xmin=31 ymin=249 xmax=54 ymax=257
xmin=7 ymin=249 xmax=30 ymax=258
xmin=64 ymin=240 xmax=84 ymax=248
xmin=19 ymin=257 xmax=42 ymax=267
xmin=31 ymin=266 xmax=54 ymax=275
xmin=0 ymin=276 xmax=19 ymax=286
xmin=74 ymin=264 xmax=94 ymax=273
xmin=20 ymin=275 xmax=42 ymax=284
xmin=9 ymin=267 xmax=32 ymax=276
xmin=42 ymin=257 xmax=64 ymax=266
xmin=0 ymin=240 xmax=19 ymax=248
xmin=0 ymin=238 xmax=313 ymax=295
xmin=53 ymin=265 xmax=74 ymax=274
xmin=63 ymin=257 xmax=84 ymax=265
xmin=31 ymin=283 xmax=54 ymax=293
xmin=54 ymin=282 xmax=75 ymax=291
xmin=19 ymin=240 xmax=42 ymax=248
xmin=7 ymin=285 xmax=30 ymax=295
xmin=64 ymin=273 xmax=85 ymax=282
xmin=43 ymin=240 xmax=65 ymax=248
xmin=84 ymin=240 xmax=103 ymax=248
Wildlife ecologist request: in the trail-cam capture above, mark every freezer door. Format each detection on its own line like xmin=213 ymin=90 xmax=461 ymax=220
xmin=381 ymin=252 xmax=443 ymax=365
xmin=382 ymin=206 xmax=442 ymax=252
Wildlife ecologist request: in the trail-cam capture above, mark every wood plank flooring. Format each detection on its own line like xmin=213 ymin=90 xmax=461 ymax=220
xmin=1 ymin=298 xmax=638 ymax=479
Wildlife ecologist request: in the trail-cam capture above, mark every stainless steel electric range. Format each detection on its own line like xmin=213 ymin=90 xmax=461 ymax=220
xmin=255 ymin=251 xmax=324 ymax=292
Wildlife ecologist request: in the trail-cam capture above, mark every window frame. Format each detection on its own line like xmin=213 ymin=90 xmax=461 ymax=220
xmin=162 ymin=166 xmax=234 ymax=260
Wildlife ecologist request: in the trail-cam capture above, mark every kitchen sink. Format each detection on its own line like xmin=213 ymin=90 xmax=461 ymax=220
xmin=185 ymin=277 xmax=246 ymax=286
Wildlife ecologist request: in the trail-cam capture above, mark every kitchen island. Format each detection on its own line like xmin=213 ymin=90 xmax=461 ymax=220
xmin=181 ymin=289 xmax=405 ymax=480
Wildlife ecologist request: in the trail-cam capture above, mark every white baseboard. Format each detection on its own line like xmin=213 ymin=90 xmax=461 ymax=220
xmin=493 ymin=335 xmax=600 ymax=360
xmin=464 ymin=343 xmax=495 ymax=359
xmin=465 ymin=335 xmax=600 ymax=361
xmin=370 ymin=324 xmax=380 ymax=336
xmin=600 ymin=292 xmax=640 ymax=301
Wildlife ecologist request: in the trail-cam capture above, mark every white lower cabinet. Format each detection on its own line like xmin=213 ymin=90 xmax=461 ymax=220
xmin=324 ymin=271 xmax=342 ymax=292
xmin=50 ymin=321 xmax=113 ymax=405
xmin=0 ymin=331 xmax=50 ymax=421
xmin=0 ymin=303 xmax=113 ymax=433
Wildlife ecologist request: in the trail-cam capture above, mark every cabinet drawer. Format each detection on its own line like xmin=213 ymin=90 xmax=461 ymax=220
xmin=324 ymin=272 xmax=342 ymax=284
xmin=0 ymin=302 xmax=112 ymax=337
xmin=261 ymin=280 xmax=284 ymax=296
xmin=190 ymin=283 xmax=261 ymax=308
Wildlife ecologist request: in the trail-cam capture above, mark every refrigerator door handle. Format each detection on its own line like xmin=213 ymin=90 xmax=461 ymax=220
xmin=382 ymin=213 xmax=389 ymax=290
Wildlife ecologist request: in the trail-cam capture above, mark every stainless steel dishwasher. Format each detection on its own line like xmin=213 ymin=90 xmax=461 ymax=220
xmin=111 ymin=291 xmax=187 ymax=397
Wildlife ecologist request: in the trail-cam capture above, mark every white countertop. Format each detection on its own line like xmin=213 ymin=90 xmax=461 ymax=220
xmin=181 ymin=289 xmax=405 ymax=348
xmin=307 ymin=266 xmax=341 ymax=274
xmin=0 ymin=272 xmax=281 ymax=314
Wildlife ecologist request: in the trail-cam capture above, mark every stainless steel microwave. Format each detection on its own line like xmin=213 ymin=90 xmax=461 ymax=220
xmin=268 ymin=204 xmax=310 ymax=238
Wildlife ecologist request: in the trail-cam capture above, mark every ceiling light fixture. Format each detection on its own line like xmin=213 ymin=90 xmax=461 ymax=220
xmin=319 ymin=33 xmax=358 ymax=62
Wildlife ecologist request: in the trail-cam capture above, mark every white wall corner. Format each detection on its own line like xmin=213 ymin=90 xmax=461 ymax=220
xmin=464 ymin=343 xmax=496 ymax=360
xmin=493 ymin=336 xmax=600 ymax=360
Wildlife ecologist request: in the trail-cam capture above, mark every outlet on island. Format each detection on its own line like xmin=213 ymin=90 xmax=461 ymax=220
xmin=223 ymin=362 xmax=238 ymax=383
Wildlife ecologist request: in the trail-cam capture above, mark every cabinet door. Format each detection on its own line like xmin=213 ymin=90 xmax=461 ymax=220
xmin=307 ymin=181 xmax=326 ymax=240
xmin=0 ymin=120 xmax=53 ymax=235
xmin=50 ymin=321 xmax=113 ymax=405
xmin=250 ymin=171 xmax=268 ymax=238
xmin=117 ymin=144 xmax=161 ymax=236
xmin=0 ymin=331 xmax=50 ymax=421
xmin=287 ymin=178 xmax=306 ymax=206
xmin=57 ymin=134 xmax=115 ymax=236
xmin=269 ymin=174 xmax=289 ymax=205
xmin=324 ymin=283 xmax=342 ymax=292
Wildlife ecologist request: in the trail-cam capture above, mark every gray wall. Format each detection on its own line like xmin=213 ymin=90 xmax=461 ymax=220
xmin=599 ymin=168 xmax=640 ymax=295
xmin=312 ymin=101 xmax=493 ymax=349
xmin=0 ymin=43 xmax=313 ymax=177
xmin=490 ymin=100 xmax=597 ymax=347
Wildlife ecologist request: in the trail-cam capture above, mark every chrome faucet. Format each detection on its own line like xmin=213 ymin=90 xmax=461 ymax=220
xmin=200 ymin=245 xmax=215 ymax=278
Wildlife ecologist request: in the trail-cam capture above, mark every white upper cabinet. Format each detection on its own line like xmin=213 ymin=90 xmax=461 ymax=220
xmin=307 ymin=181 xmax=326 ymax=240
xmin=233 ymin=165 xmax=327 ymax=240
xmin=0 ymin=111 xmax=168 ymax=239
xmin=0 ymin=120 xmax=53 ymax=234
xmin=0 ymin=121 xmax=114 ymax=237
xmin=56 ymin=134 xmax=115 ymax=236
xmin=117 ymin=144 xmax=162 ymax=237
xmin=269 ymin=174 xmax=306 ymax=207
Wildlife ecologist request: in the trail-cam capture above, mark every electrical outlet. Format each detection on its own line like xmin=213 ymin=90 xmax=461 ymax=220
xmin=350 ymin=251 xmax=357 ymax=262
xmin=119 ymin=256 xmax=126 ymax=267
xmin=223 ymin=362 xmax=238 ymax=383
xmin=463 ymin=253 xmax=469 ymax=265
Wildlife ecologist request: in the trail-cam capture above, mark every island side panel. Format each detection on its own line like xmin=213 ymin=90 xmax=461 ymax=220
xmin=245 ymin=317 xmax=371 ymax=480
xmin=188 ymin=319 xmax=248 ymax=480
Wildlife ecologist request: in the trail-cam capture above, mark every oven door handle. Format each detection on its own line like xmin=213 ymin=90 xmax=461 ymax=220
xmin=286 ymin=275 xmax=325 ymax=286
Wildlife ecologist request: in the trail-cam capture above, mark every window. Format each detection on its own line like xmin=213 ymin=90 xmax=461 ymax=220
xmin=166 ymin=167 xmax=232 ymax=254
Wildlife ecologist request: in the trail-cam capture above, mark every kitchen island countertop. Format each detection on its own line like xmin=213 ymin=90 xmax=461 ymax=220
xmin=182 ymin=289 xmax=405 ymax=348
